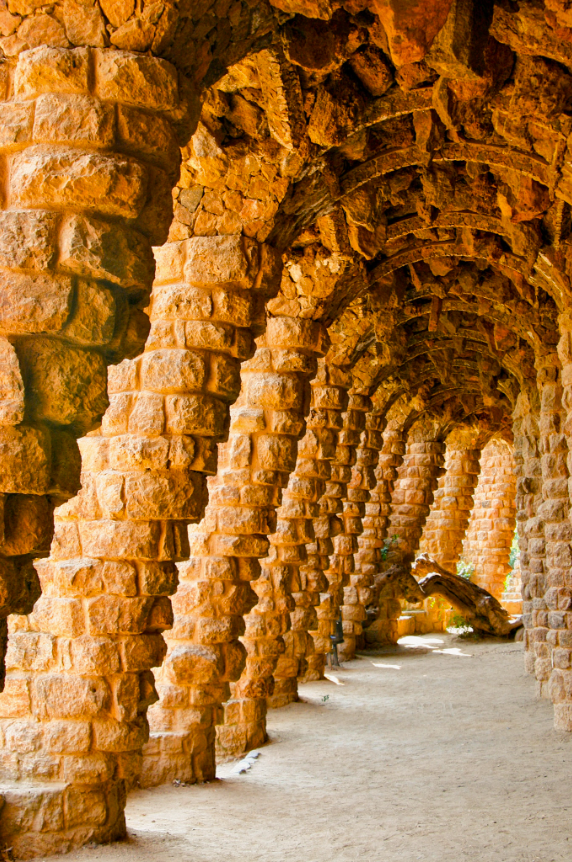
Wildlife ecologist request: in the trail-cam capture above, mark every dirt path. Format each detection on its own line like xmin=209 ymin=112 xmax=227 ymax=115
xmin=57 ymin=634 xmax=572 ymax=862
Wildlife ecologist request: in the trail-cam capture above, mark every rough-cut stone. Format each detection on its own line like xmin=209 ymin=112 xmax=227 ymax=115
xmin=3 ymin=4 xmax=572 ymax=854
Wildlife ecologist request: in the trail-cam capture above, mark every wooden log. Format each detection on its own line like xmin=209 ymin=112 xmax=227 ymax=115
xmin=413 ymin=553 xmax=522 ymax=637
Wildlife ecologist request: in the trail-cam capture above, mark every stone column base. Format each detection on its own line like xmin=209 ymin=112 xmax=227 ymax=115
xmin=140 ymin=727 xmax=215 ymax=789
xmin=268 ymin=679 xmax=298 ymax=709
xmin=0 ymin=780 xmax=126 ymax=859
xmin=215 ymin=698 xmax=267 ymax=761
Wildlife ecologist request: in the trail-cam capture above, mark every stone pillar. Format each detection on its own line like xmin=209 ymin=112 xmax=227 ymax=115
xmin=337 ymin=406 xmax=381 ymax=662
xmin=362 ymin=426 xmax=407 ymax=646
xmin=420 ymin=433 xmax=482 ymax=574
xmin=267 ymin=390 xmax=364 ymax=706
xmin=512 ymin=389 xmax=542 ymax=678
xmin=288 ymin=372 xmax=349 ymax=683
xmin=386 ymin=425 xmax=446 ymax=561
xmin=0 ymin=235 xmax=279 ymax=856
xmin=462 ymin=438 xmax=517 ymax=598
xmin=300 ymin=372 xmax=351 ymax=679
xmin=290 ymin=392 xmax=369 ymax=678
xmin=366 ymin=422 xmax=445 ymax=646
xmin=0 ymin=45 xmax=187 ymax=682
xmin=142 ymin=318 xmax=326 ymax=775
xmin=213 ymin=356 xmax=335 ymax=759
xmin=547 ymin=318 xmax=572 ymax=729
xmin=531 ymin=359 xmax=569 ymax=701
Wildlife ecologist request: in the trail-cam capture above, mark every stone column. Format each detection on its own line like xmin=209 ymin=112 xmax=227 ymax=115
xmin=267 ymin=391 xmax=363 ymax=706
xmin=143 ymin=318 xmax=326 ymax=775
xmin=512 ymin=388 xmax=542 ymax=678
xmin=0 ymin=236 xmax=279 ymax=856
xmin=0 ymin=45 xmax=187 ymax=682
xmin=288 ymin=393 xmax=369 ymax=680
xmin=530 ymin=359 xmax=569 ymax=702
xmin=386 ymin=424 xmax=446 ymax=563
xmin=299 ymin=372 xmax=351 ymax=680
xmin=546 ymin=319 xmax=572 ymax=729
xmin=362 ymin=426 xmax=407 ymax=646
xmin=337 ymin=405 xmax=381 ymax=662
xmin=462 ymin=438 xmax=517 ymax=598
xmin=420 ymin=431 xmax=482 ymax=574
xmin=366 ymin=422 xmax=445 ymax=646
xmin=214 ymin=357 xmax=335 ymax=759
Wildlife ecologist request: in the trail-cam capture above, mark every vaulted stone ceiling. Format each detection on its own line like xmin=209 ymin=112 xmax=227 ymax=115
xmin=169 ymin=0 xmax=568 ymax=436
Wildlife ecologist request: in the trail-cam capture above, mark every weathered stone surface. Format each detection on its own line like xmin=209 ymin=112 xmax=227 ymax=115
xmin=59 ymin=215 xmax=154 ymax=291
xmin=0 ymin=272 xmax=73 ymax=335
xmin=0 ymin=337 xmax=25 ymax=426
xmin=9 ymin=149 xmax=148 ymax=218
xmin=3 ymin=7 xmax=572 ymax=854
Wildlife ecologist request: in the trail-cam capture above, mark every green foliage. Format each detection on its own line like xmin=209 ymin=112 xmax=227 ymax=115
xmin=456 ymin=557 xmax=475 ymax=580
xmin=449 ymin=611 xmax=470 ymax=629
xmin=508 ymin=528 xmax=520 ymax=571
xmin=380 ymin=534 xmax=399 ymax=561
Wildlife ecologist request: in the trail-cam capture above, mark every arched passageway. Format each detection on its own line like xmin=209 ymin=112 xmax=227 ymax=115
xmin=0 ymin=0 xmax=572 ymax=857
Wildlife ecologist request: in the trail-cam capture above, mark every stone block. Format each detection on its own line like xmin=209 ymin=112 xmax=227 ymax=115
xmin=64 ymin=786 xmax=107 ymax=827
xmin=183 ymin=236 xmax=259 ymax=288
xmin=0 ymin=101 xmax=34 ymax=150
xmin=124 ymin=470 xmax=205 ymax=520
xmin=108 ymin=435 xmax=169 ymax=471
xmin=127 ymin=392 xmax=165 ymax=436
xmin=79 ymin=519 xmax=162 ymax=560
xmin=122 ymin=633 xmax=167 ymax=671
xmin=152 ymin=284 xmax=213 ymax=322
xmin=165 ymin=644 xmax=224 ymax=686
xmin=59 ymin=214 xmax=154 ymax=291
xmin=17 ymin=338 xmax=108 ymax=431
xmin=141 ymin=349 xmax=206 ymax=393
xmin=63 ymin=279 xmax=116 ymax=347
xmin=0 ymin=425 xmax=51 ymax=493
xmin=117 ymin=104 xmax=179 ymax=173
xmin=0 ymin=211 xmax=58 ymax=271
xmin=0 ymin=337 xmax=24 ymax=426
xmin=43 ymin=721 xmax=91 ymax=754
xmin=0 ymin=271 xmax=73 ymax=336
xmin=14 ymin=46 xmax=90 ymax=99
xmin=10 ymin=148 xmax=148 ymax=219
xmin=33 ymin=93 xmax=114 ymax=146
xmin=35 ymin=676 xmax=111 ymax=719
xmin=62 ymin=751 xmax=114 ymax=783
xmin=94 ymin=49 xmax=178 ymax=110
xmin=165 ymin=394 xmax=227 ymax=436
xmin=86 ymin=596 xmax=153 ymax=634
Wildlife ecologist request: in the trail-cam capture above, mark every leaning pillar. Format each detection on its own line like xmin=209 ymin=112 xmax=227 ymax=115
xmin=0 ymin=45 xmax=188 ymax=682
xmin=216 ymin=361 xmax=342 ymax=752
xmin=293 ymin=369 xmax=352 ymax=681
xmin=366 ymin=422 xmax=445 ymax=645
xmin=420 ymin=430 xmax=482 ymax=574
xmin=387 ymin=423 xmax=446 ymax=562
xmin=361 ymin=426 xmax=407 ymax=646
xmin=337 ymin=407 xmax=382 ymax=662
xmin=462 ymin=438 xmax=516 ymax=598
xmin=143 ymin=318 xmax=326 ymax=773
xmin=0 ymin=236 xmax=278 ymax=856
xmin=289 ymin=393 xmax=369 ymax=681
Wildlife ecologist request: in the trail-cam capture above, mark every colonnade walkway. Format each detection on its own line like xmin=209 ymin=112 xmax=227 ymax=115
xmin=54 ymin=635 xmax=572 ymax=862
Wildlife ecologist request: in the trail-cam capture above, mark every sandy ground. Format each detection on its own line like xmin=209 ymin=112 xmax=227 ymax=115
xmin=55 ymin=634 xmax=572 ymax=862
